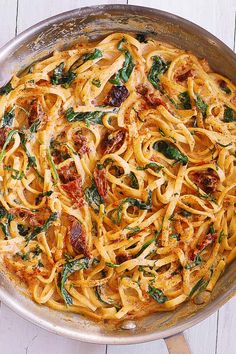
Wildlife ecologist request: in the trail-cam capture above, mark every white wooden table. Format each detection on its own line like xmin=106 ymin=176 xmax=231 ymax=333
xmin=0 ymin=1 xmax=236 ymax=353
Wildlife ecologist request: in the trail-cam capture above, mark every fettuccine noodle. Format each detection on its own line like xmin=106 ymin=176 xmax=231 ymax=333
xmin=0 ymin=32 xmax=235 ymax=321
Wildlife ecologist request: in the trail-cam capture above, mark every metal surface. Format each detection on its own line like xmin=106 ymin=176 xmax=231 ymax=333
xmin=0 ymin=4 xmax=236 ymax=345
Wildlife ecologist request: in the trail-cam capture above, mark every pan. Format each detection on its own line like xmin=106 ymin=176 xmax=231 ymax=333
xmin=0 ymin=5 xmax=236 ymax=353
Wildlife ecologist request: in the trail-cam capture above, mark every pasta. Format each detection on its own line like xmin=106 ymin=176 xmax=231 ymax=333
xmin=0 ymin=32 xmax=236 ymax=321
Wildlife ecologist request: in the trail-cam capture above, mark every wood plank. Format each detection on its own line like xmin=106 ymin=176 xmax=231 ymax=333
xmin=184 ymin=313 xmax=217 ymax=354
xmin=0 ymin=304 xmax=106 ymax=354
xmin=128 ymin=0 xmax=236 ymax=48
xmin=0 ymin=0 xmax=17 ymax=47
xmin=17 ymin=0 xmax=127 ymax=33
xmin=217 ymin=297 xmax=236 ymax=354
xmin=107 ymin=339 xmax=169 ymax=354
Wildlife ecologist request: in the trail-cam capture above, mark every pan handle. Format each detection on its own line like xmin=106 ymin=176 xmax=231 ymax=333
xmin=164 ymin=332 xmax=191 ymax=354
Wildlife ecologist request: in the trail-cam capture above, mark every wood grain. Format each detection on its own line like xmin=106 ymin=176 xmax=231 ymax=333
xmin=128 ymin=0 xmax=236 ymax=48
xmin=0 ymin=0 xmax=17 ymax=47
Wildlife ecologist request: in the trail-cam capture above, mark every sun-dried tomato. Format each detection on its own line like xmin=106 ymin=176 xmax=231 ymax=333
xmin=102 ymin=130 xmax=126 ymax=154
xmin=68 ymin=216 xmax=90 ymax=257
xmin=0 ymin=127 xmax=10 ymax=147
xmin=190 ymin=168 xmax=219 ymax=194
xmin=94 ymin=167 xmax=108 ymax=198
xmin=106 ymin=85 xmax=129 ymax=107
xmin=176 ymin=70 xmax=193 ymax=82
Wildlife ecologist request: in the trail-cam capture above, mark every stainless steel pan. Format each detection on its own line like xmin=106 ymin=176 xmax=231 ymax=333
xmin=0 ymin=5 xmax=236 ymax=352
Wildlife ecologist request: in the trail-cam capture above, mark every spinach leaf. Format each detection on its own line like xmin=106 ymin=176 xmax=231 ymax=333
xmin=83 ymin=48 xmax=103 ymax=62
xmin=148 ymin=285 xmax=168 ymax=304
xmin=166 ymin=95 xmax=179 ymax=109
xmin=178 ymin=92 xmax=191 ymax=109
xmin=51 ymin=62 xmax=76 ymax=87
xmin=110 ymin=191 xmax=152 ymax=225
xmin=26 ymin=212 xmax=57 ymax=243
xmin=51 ymin=62 xmax=64 ymax=85
xmin=92 ymin=79 xmax=101 ymax=87
xmin=135 ymin=237 xmax=155 ymax=257
xmin=61 ymin=71 xmax=77 ymax=88
xmin=19 ymin=133 xmax=44 ymax=181
xmin=32 ymin=245 xmax=42 ymax=257
xmin=95 ymin=285 xmax=118 ymax=307
xmin=189 ymin=278 xmax=208 ymax=297
xmin=221 ymin=86 xmax=231 ymax=94
xmin=0 ymin=82 xmax=13 ymax=95
xmin=219 ymin=80 xmax=231 ymax=94
xmin=109 ymin=72 xmax=122 ymax=86
xmin=35 ymin=190 xmax=53 ymax=205
xmin=15 ymin=251 xmax=30 ymax=261
xmin=218 ymin=230 xmax=224 ymax=243
xmin=195 ymin=95 xmax=208 ymax=118
xmin=198 ymin=191 xmax=217 ymax=204
xmin=29 ymin=119 xmax=41 ymax=133
xmin=180 ymin=209 xmax=192 ymax=217
xmin=125 ymin=226 xmax=141 ymax=236
xmin=109 ymin=50 xmax=134 ymax=85
xmin=0 ymin=129 xmax=18 ymax=163
xmin=0 ymin=205 xmax=9 ymax=218
xmin=120 ymin=51 xmax=135 ymax=83
xmin=117 ymin=37 xmax=127 ymax=51
xmin=209 ymin=224 xmax=215 ymax=234
xmin=170 ymin=233 xmax=180 ymax=240
xmin=153 ymin=140 xmax=188 ymax=165
xmin=47 ymin=148 xmax=59 ymax=183
xmin=4 ymin=165 xmax=25 ymax=180
xmin=185 ymin=254 xmax=202 ymax=270
xmin=105 ymin=262 xmax=120 ymax=268
xmin=70 ymin=48 xmax=103 ymax=71
xmin=17 ymin=224 xmax=30 ymax=237
xmin=0 ymin=205 xmax=13 ymax=239
xmin=223 ymin=106 xmax=234 ymax=122
xmin=216 ymin=141 xmax=232 ymax=148
xmin=128 ymin=171 xmax=139 ymax=189
xmin=65 ymin=108 xmax=105 ymax=125
xmin=2 ymin=107 xmax=14 ymax=127
xmin=137 ymin=163 xmax=164 ymax=173
xmin=148 ymin=56 xmax=169 ymax=89
xmin=125 ymin=191 xmax=152 ymax=210
xmin=85 ymin=181 xmax=104 ymax=212
xmin=0 ymin=223 xmax=10 ymax=239
xmin=60 ymin=257 xmax=90 ymax=305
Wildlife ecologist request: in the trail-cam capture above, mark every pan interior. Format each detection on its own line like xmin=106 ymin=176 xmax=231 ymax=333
xmin=0 ymin=5 xmax=236 ymax=344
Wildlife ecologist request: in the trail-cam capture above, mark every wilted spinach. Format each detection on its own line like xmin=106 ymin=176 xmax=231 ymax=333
xmin=223 ymin=106 xmax=235 ymax=122
xmin=26 ymin=212 xmax=58 ymax=243
xmin=70 ymin=48 xmax=103 ymax=71
xmin=60 ymin=257 xmax=90 ymax=305
xmin=178 ymin=91 xmax=192 ymax=109
xmin=153 ymin=140 xmax=188 ymax=165
xmin=0 ymin=82 xmax=13 ymax=95
xmin=65 ymin=108 xmax=106 ymax=126
xmin=51 ymin=62 xmax=76 ymax=87
xmin=128 ymin=171 xmax=139 ymax=189
xmin=148 ymin=56 xmax=169 ymax=89
xmin=0 ymin=129 xmax=18 ymax=163
xmin=85 ymin=181 xmax=104 ymax=212
xmin=137 ymin=163 xmax=164 ymax=173
xmin=195 ymin=95 xmax=208 ymax=118
xmin=148 ymin=285 xmax=168 ymax=304
xmin=110 ymin=191 xmax=152 ymax=225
